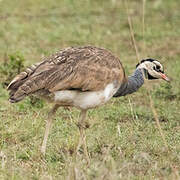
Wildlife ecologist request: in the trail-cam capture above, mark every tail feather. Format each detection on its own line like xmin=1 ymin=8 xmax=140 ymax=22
xmin=7 ymin=62 xmax=42 ymax=103
xmin=7 ymin=72 xmax=28 ymax=90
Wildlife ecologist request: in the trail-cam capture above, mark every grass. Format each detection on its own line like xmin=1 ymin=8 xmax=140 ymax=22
xmin=0 ymin=0 xmax=180 ymax=179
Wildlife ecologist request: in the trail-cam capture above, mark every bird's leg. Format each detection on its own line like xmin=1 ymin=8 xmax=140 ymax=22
xmin=76 ymin=109 xmax=90 ymax=164
xmin=41 ymin=104 xmax=60 ymax=155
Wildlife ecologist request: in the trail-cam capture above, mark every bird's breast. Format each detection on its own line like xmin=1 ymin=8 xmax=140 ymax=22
xmin=54 ymin=83 xmax=118 ymax=110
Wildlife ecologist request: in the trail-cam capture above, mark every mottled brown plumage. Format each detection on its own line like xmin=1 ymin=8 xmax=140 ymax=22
xmin=7 ymin=45 xmax=127 ymax=158
xmin=8 ymin=46 xmax=125 ymax=103
xmin=7 ymin=46 xmax=169 ymax=158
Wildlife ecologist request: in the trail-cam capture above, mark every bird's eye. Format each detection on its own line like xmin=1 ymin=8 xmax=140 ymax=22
xmin=153 ymin=65 xmax=162 ymax=72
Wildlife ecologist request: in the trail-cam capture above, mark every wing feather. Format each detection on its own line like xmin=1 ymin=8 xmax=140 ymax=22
xmin=8 ymin=46 xmax=125 ymax=102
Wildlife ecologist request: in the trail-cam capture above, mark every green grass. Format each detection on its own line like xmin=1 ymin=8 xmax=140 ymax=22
xmin=0 ymin=0 xmax=180 ymax=179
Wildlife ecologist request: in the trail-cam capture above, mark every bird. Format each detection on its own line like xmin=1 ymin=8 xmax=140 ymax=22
xmin=7 ymin=46 xmax=170 ymax=160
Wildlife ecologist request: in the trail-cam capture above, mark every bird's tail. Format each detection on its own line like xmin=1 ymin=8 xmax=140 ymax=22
xmin=7 ymin=62 xmax=42 ymax=103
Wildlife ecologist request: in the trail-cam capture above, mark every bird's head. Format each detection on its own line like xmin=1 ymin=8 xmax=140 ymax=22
xmin=136 ymin=59 xmax=170 ymax=82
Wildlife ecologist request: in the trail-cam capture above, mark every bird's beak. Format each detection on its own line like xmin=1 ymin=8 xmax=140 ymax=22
xmin=160 ymin=73 xmax=170 ymax=82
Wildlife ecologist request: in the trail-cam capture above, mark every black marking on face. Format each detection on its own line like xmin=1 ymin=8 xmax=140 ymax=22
xmin=136 ymin=58 xmax=157 ymax=68
xmin=147 ymin=72 xmax=158 ymax=80
xmin=153 ymin=61 xmax=164 ymax=73
xmin=155 ymin=65 xmax=160 ymax=70
xmin=153 ymin=65 xmax=164 ymax=73
xmin=143 ymin=69 xmax=158 ymax=80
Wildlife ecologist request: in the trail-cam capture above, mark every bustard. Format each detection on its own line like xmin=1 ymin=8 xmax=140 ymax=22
xmin=7 ymin=46 xmax=170 ymax=158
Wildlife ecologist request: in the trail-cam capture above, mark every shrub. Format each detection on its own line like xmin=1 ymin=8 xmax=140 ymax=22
xmin=0 ymin=52 xmax=25 ymax=87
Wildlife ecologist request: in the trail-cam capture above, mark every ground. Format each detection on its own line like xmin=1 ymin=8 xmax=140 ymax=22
xmin=0 ymin=0 xmax=180 ymax=179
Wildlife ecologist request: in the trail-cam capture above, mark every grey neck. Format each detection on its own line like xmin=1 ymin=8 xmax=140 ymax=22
xmin=113 ymin=68 xmax=146 ymax=97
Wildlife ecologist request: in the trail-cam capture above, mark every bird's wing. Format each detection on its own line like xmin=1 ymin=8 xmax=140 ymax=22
xmin=46 ymin=60 xmax=122 ymax=92
xmin=8 ymin=46 xmax=124 ymax=102
xmin=44 ymin=46 xmax=124 ymax=92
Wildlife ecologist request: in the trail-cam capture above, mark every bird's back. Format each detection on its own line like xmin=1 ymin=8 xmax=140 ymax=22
xmin=8 ymin=46 xmax=125 ymax=103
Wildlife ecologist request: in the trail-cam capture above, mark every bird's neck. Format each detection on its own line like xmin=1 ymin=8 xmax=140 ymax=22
xmin=113 ymin=68 xmax=146 ymax=97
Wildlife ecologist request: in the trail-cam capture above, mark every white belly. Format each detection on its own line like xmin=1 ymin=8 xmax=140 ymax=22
xmin=54 ymin=83 xmax=117 ymax=109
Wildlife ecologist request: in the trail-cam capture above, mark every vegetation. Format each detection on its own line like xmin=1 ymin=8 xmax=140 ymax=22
xmin=0 ymin=0 xmax=179 ymax=179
